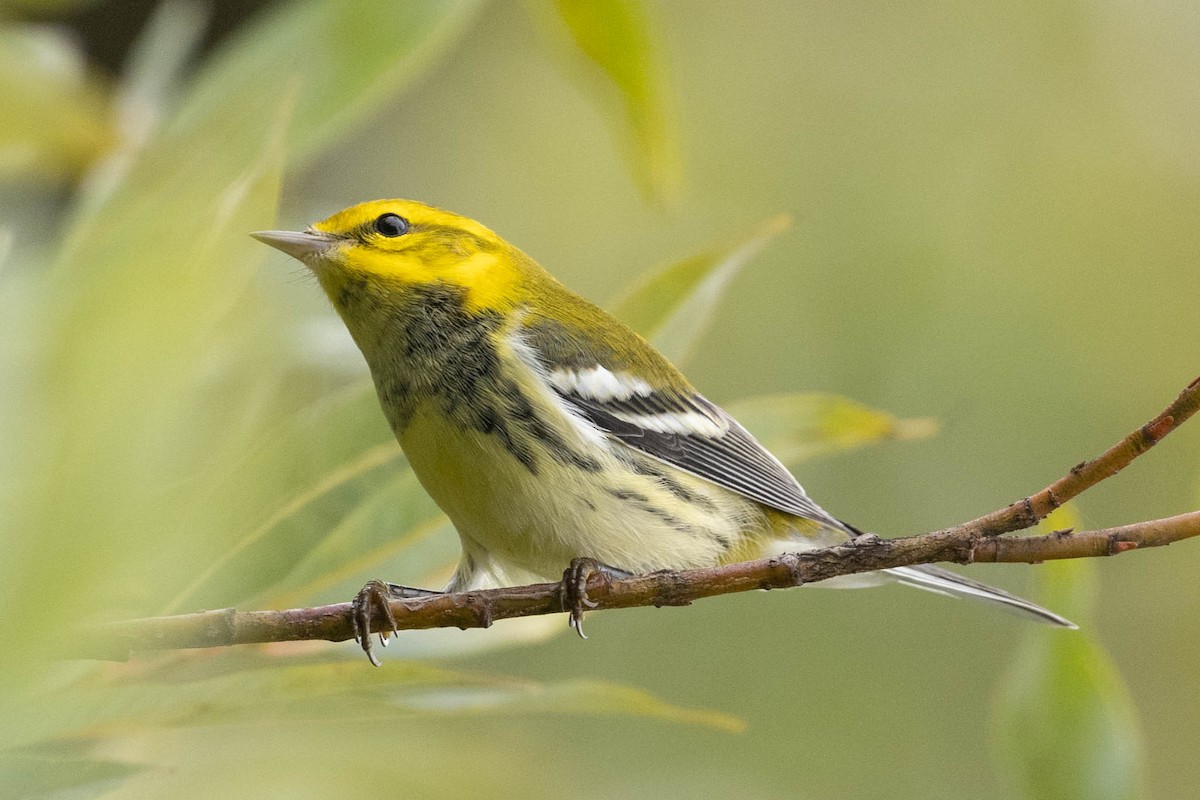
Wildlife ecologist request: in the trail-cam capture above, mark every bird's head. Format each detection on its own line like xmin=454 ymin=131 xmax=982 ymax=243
xmin=252 ymin=199 xmax=526 ymax=314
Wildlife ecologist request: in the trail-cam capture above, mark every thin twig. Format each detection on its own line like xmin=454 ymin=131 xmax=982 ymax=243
xmin=943 ymin=374 xmax=1200 ymax=538
xmin=79 ymin=377 xmax=1200 ymax=661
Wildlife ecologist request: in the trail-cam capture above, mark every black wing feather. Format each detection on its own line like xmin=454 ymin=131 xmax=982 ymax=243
xmin=518 ymin=318 xmax=846 ymax=530
xmin=561 ymin=390 xmax=846 ymax=529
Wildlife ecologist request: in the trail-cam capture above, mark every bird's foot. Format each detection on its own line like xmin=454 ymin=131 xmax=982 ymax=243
xmin=351 ymin=579 xmax=441 ymax=666
xmin=557 ymin=558 xmax=630 ymax=640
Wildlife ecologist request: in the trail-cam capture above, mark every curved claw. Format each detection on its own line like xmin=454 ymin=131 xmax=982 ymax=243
xmin=558 ymin=558 xmax=625 ymax=639
xmin=351 ymin=579 xmax=399 ymax=667
xmin=350 ymin=580 xmax=442 ymax=666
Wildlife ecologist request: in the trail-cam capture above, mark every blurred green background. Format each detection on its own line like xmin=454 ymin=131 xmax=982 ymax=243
xmin=2 ymin=1 xmax=1197 ymax=798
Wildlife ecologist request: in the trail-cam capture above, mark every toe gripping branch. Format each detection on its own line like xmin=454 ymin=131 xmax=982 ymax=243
xmin=557 ymin=557 xmax=630 ymax=639
xmin=351 ymin=579 xmax=441 ymax=667
xmin=351 ymin=558 xmax=628 ymax=664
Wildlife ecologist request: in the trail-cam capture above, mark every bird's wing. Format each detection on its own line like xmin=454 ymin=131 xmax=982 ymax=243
xmin=517 ymin=315 xmax=846 ymax=529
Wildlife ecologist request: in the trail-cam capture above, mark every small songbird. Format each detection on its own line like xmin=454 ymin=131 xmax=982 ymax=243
xmin=253 ymin=200 xmax=1074 ymax=664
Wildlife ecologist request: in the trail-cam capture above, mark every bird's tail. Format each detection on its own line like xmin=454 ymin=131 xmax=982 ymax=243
xmin=774 ymin=516 xmax=1076 ymax=628
xmin=886 ymin=564 xmax=1077 ymax=628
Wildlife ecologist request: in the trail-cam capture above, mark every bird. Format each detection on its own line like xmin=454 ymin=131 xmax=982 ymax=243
xmin=252 ymin=199 xmax=1074 ymax=664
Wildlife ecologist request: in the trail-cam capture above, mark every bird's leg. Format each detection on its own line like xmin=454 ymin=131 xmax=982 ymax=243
xmin=557 ymin=557 xmax=631 ymax=640
xmin=351 ymin=579 xmax=442 ymax=666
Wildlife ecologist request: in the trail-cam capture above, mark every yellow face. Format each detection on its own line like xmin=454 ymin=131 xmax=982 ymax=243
xmin=254 ymin=199 xmax=522 ymax=312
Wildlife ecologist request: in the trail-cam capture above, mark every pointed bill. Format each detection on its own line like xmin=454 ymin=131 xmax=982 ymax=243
xmin=251 ymin=229 xmax=339 ymax=262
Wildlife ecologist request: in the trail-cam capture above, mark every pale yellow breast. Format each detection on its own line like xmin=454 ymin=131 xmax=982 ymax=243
xmin=396 ymin=395 xmax=769 ymax=587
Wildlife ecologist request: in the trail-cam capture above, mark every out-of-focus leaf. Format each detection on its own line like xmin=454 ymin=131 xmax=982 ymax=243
xmin=251 ymin=468 xmax=451 ymax=609
xmin=161 ymin=380 xmax=401 ymax=608
xmin=0 ymin=227 xmax=11 ymax=274
xmin=51 ymin=652 xmax=741 ymax=734
xmin=611 ymin=214 xmax=791 ymax=365
xmin=73 ymin=0 xmax=209 ymax=220
xmin=0 ymin=654 xmax=736 ymax=797
xmin=0 ymin=0 xmax=93 ymax=11
xmin=6 ymin=128 xmax=286 ymax=673
xmin=168 ymin=0 xmax=483 ymax=171
xmin=62 ymin=0 xmax=482 ymax=256
xmin=726 ymin=392 xmax=938 ymax=464
xmin=0 ymin=649 xmax=736 ymax=796
xmin=14 ymin=0 xmax=485 ymax=633
xmin=0 ymin=25 xmax=113 ymax=179
xmin=0 ymin=746 xmax=145 ymax=799
xmin=114 ymin=0 xmax=206 ymax=142
xmin=394 ymin=678 xmax=744 ymax=732
xmin=161 ymin=441 xmax=402 ymax=614
xmin=992 ymin=506 xmax=1144 ymax=800
xmin=86 ymin=719 xmax=546 ymax=799
xmin=545 ymin=0 xmax=679 ymax=204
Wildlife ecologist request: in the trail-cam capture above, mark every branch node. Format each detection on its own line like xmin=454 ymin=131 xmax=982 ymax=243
xmin=1143 ymin=415 xmax=1175 ymax=445
xmin=1070 ymin=460 xmax=1088 ymax=476
xmin=1015 ymin=496 xmax=1038 ymax=528
xmin=466 ymin=593 xmax=494 ymax=629
xmin=779 ymin=554 xmax=805 ymax=589
xmin=1045 ymin=488 xmax=1061 ymax=510
xmin=1109 ymin=537 xmax=1138 ymax=556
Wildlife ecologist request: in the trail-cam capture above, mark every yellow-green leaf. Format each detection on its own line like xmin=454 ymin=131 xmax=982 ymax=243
xmin=8 ymin=129 xmax=286 ymax=668
xmin=394 ymin=678 xmax=744 ymax=732
xmin=252 ymin=468 xmax=453 ymax=610
xmin=992 ymin=506 xmax=1144 ymax=800
xmin=0 ymin=25 xmax=113 ymax=179
xmin=0 ymin=227 xmax=10 ymax=274
xmin=610 ymin=214 xmax=791 ymax=365
xmin=70 ymin=0 xmax=208 ymax=221
xmin=0 ymin=747 xmax=144 ymax=799
xmin=0 ymin=650 xmax=738 ymax=796
xmin=0 ymin=0 xmax=93 ymax=11
xmin=63 ymin=0 xmax=482 ymax=256
xmin=726 ymin=392 xmax=938 ymax=464
xmin=49 ymin=652 xmax=741 ymax=735
xmin=169 ymin=0 xmax=483 ymax=171
xmin=160 ymin=441 xmax=403 ymax=614
xmin=545 ymin=0 xmax=679 ymax=204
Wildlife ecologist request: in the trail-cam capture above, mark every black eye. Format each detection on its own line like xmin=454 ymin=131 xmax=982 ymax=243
xmin=373 ymin=213 xmax=409 ymax=237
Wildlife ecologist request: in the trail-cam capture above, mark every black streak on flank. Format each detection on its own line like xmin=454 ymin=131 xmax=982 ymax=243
xmin=604 ymin=476 xmax=733 ymax=547
xmin=372 ymin=282 xmax=597 ymax=474
xmin=500 ymin=377 xmax=602 ymax=473
xmin=606 ymin=488 xmax=649 ymax=503
xmin=603 ymin=486 xmax=712 ymax=540
xmin=613 ymin=448 xmax=720 ymax=513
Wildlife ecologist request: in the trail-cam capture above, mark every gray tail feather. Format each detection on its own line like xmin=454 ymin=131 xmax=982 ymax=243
xmin=887 ymin=564 xmax=1077 ymax=629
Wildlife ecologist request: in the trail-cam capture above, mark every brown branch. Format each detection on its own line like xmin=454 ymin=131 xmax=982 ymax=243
xmin=80 ymin=377 xmax=1200 ymax=661
xmin=940 ymin=374 xmax=1200 ymax=539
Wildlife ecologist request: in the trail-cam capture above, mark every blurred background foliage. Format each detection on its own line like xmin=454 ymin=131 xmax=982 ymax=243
xmin=1 ymin=0 xmax=1197 ymax=797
